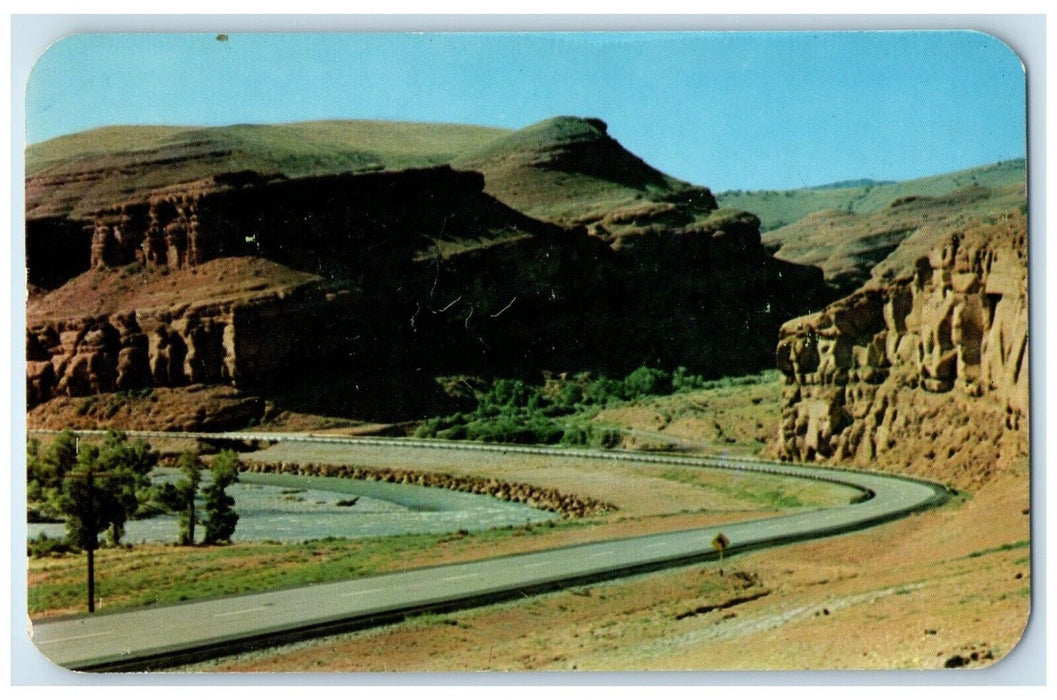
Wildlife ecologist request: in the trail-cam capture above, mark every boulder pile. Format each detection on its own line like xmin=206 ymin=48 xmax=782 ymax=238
xmin=241 ymin=460 xmax=615 ymax=518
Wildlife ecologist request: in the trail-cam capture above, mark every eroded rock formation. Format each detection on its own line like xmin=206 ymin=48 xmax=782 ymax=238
xmin=26 ymin=285 xmax=356 ymax=408
xmin=775 ymin=211 xmax=1028 ymax=487
xmin=82 ymin=167 xmax=516 ymax=273
xmin=28 ymin=159 xmax=832 ymax=425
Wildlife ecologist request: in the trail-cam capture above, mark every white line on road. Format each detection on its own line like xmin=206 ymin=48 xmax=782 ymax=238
xmin=589 ymin=550 xmax=616 ymax=558
xmin=523 ymin=561 xmax=554 ymax=568
xmin=36 ymin=630 xmax=113 ymax=645
xmin=214 ymin=606 xmax=270 ymax=618
xmin=341 ymin=588 xmax=385 ymax=598
xmin=442 ymin=574 xmax=479 ymax=582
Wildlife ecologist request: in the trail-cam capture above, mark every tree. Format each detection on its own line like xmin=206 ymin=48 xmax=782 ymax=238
xmin=202 ymin=450 xmax=240 ymax=545
xmin=28 ymin=431 xmax=159 ymax=611
xmin=93 ymin=430 xmax=159 ymax=545
xmin=27 ymin=430 xmax=79 ymax=519
xmin=58 ymin=445 xmax=123 ymax=613
xmin=173 ymin=452 xmax=203 ymax=545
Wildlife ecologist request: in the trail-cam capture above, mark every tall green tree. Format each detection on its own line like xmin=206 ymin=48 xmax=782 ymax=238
xmin=27 ymin=430 xmax=79 ymax=520
xmin=202 ymin=450 xmax=240 ymax=545
xmin=59 ymin=445 xmax=123 ymax=613
xmin=173 ymin=452 xmax=203 ymax=545
xmin=94 ymin=430 xmax=159 ymax=545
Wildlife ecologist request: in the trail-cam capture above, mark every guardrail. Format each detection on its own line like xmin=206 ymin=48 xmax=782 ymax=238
xmin=27 ymin=427 xmax=952 ymax=500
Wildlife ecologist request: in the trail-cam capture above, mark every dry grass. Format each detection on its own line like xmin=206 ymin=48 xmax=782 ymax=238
xmin=593 ymin=375 xmax=781 ymax=455
xmin=761 ymin=184 xmax=1025 ymax=294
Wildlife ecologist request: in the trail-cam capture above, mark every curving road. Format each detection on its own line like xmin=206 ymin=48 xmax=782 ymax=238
xmin=27 ymin=432 xmax=950 ymax=671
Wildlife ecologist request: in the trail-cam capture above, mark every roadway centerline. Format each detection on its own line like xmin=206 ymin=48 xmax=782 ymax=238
xmin=442 ymin=574 xmax=479 ymax=582
xmin=213 ymin=606 xmax=270 ymax=618
xmin=341 ymin=588 xmax=386 ymax=598
xmin=35 ymin=630 xmax=113 ymax=646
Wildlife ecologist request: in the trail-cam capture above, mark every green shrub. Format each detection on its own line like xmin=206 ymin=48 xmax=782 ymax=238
xmin=416 ymin=367 xmax=772 ymax=447
xmin=583 ymin=377 xmax=626 ymax=406
xmin=28 ymin=532 xmax=78 ymax=558
xmin=671 ymin=366 xmax=706 ymax=391
xmin=623 ymin=366 xmax=671 ymax=397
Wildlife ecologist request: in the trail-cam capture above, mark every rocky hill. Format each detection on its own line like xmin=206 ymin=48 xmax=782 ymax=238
xmin=453 ymin=116 xmax=718 ymax=242
xmin=774 ymin=209 xmax=1029 ymax=489
xmin=25 ymin=121 xmax=508 ymax=290
xmin=26 ymin=117 xmax=721 ymax=291
xmin=25 ymin=118 xmax=831 ymax=428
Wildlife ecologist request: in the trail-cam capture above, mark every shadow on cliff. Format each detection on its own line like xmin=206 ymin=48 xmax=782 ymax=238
xmin=252 ymin=365 xmax=473 ymax=424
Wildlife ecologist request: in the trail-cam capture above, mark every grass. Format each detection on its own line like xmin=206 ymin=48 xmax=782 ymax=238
xmin=26 ymin=120 xmax=510 ymax=176
xmin=27 ymin=520 xmax=585 ymax=618
xmin=650 ymin=467 xmax=859 ymax=510
xmin=963 ymin=540 xmax=1030 ymax=560
xmin=589 ymin=369 xmax=782 ymax=455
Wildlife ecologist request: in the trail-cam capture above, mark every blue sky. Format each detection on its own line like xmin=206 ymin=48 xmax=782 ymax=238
xmin=25 ymin=31 xmax=1026 ymax=191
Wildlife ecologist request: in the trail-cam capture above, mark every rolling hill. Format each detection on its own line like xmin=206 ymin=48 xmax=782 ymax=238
xmin=26 ymin=116 xmax=724 ymax=290
xmin=760 ymin=180 xmax=1027 ymax=296
xmin=716 ymin=159 xmax=1025 ymax=231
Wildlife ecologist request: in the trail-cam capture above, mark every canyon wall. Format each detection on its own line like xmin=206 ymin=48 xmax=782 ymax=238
xmin=774 ymin=212 xmax=1029 ymax=488
xmin=26 ymin=285 xmax=360 ymax=408
xmin=28 ymin=162 xmax=833 ymax=423
xmin=82 ymin=167 xmax=505 ymax=273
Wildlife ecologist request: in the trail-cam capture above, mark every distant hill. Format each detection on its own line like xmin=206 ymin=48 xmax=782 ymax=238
xmin=807 ymin=178 xmax=896 ymax=190
xmin=760 ymin=181 xmax=1026 ymax=297
xmin=26 ymin=116 xmax=724 ymax=289
xmin=25 ymin=116 xmax=716 ymax=232
xmin=716 ymin=159 xmax=1025 ymax=231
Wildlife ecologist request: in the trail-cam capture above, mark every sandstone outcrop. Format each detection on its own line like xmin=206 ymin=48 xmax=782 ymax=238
xmin=28 ymin=158 xmax=833 ymax=421
xmin=775 ymin=211 xmax=1028 ymax=488
xmin=80 ymin=167 xmax=542 ymax=273
xmin=26 ymin=283 xmax=357 ymax=408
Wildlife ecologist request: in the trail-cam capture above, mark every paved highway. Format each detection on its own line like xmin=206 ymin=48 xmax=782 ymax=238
xmin=27 ymin=432 xmax=949 ymax=671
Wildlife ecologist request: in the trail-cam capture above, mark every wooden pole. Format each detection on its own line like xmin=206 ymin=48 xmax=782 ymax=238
xmin=87 ymin=546 xmax=95 ymax=613
xmin=86 ymin=467 xmax=96 ymax=613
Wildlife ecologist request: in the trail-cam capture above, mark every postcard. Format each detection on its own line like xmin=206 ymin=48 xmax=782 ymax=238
xmin=21 ymin=27 xmax=1031 ymax=675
